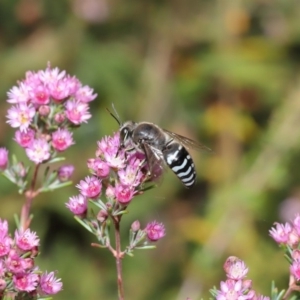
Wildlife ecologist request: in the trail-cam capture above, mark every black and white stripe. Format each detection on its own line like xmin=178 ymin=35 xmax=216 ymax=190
xmin=163 ymin=143 xmax=196 ymax=188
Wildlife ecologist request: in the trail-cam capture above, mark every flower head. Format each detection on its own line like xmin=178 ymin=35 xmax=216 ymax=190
xmin=6 ymin=103 xmax=35 ymax=132
xmin=66 ymin=195 xmax=88 ymax=216
xmin=269 ymin=222 xmax=292 ymax=244
xmin=52 ymin=128 xmax=74 ymax=152
xmin=13 ymin=273 xmax=39 ymax=292
xmin=0 ymin=148 xmax=9 ymax=170
xmin=58 ymin=164 xmax=75 ymax=181
xmin=40 ymin=271 xmax=63 ymax=295
xmin=15 ymin=229 xmax=40 ymax=251
xmin=14 ymin=129 xmax=35 ymax=148
xmin=76 ymin=176 xmax=102 ymax=199
xmin=25 ymin=139 xmax=51 ymax=164
xmin=146 ymin=221 xmax=166 ymax=242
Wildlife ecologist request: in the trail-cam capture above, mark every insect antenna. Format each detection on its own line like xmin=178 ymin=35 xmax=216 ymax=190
xmin=106 ymin=103 xmax=122 ymax=125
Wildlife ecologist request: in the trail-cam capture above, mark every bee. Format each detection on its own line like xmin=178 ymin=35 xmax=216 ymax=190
xmin=107 ymin=106 xmax=210 ymax=188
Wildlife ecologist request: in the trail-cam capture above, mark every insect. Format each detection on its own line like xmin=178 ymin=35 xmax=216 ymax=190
xmin=107 ymin=107 xmax=210 ymax=188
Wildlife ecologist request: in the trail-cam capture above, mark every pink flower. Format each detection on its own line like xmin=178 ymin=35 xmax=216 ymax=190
xmin=0 ymin=235 xmax=11 ymax=257
xmin=14 ymin=129 xmax=35 ymax=148
xmin=52 ymin=128 xmax=74 ymax=151
xmin=291 ymin=260 xmax=300 ymax=281
xmin=66 ymin=194 xmax=88 ymax=216
xmin=13 ymin=273 xmax=39 ymax=292
xmin=269 ymin=222 xmax=292 ymax=244
xmin=118 ymin=158 xmax=144 ymax=187
xmin=216 ymin=279 xmax=244 ymax=300
xmin=96 ymin=134 xmax=126 ymax=169
xmin=15 ymin=228 xmax=40 ymax=251
xmin=40 ymin=271 xmax=63 ymax=295
xmin=75 ymin=85 xmax=97 ymax=102
xmin=6 ymin=103 xmax=36 ymax=131
xmin=7 ymin=82 xmax=30 ymax=104
xmin=29 ymin=85 xmax=50 ymax=105
xmin=6 ymin=250 xmax=27 ymax=274
xmin=26 ymin=139 xmax=51 ymax=164
xmin=76 ymin=176 xmax=102 ymax=199
xmin=146 ymin=221 xmax=166 ymax=241
xmin=58 ymin=164 xmax=74 ymax=181
xmin=0 ymin=219 xmax=9 ymax=238
xmin=38 ymin=66 xmax=66 ymax=86
xmin=293 ymin=214 xmax=300 ymax=236
xmin=87 ymin=158 xmax=110 ymax=178
xmin=223 ymin=257 xmax=248 ymax=280
xmin=0 ymin=148 xmax=9 ymax=170
xmin=114 ymin=184 xmax=135 ymax=204
xmin=48 ymin=79 xmax=71 ymax=100
xmin=65 ymin=100 xmax=91 ymax=124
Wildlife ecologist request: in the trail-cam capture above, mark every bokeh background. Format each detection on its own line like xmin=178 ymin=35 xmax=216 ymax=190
xmin=1 ymin=0 xmax=300 ymax=299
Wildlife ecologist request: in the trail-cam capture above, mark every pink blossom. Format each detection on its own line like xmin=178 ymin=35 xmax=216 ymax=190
xmin=75 ymin=85 xmax=97 ymax=102
xmin=146 ymin=221 xmax=166 ymax=242
xmin=29 ymin=85 xmax=50 ymax=105
xmin=38 ymin=66 xmax=66 ymax=86
xmin=65 ymin=100 xmax=91 ymax=124
xmin=7 ymin=82 xmax=30 ymax=104
xmin=6 ymin=103 xmax=36 ymax=131
xmin=76 ymin=176 xmax=102 ymax=199
xmin=40 ymin=271 xmax=63 ymax=295
xmin=216 ymin=279 xmax=244 ymax=300
xmin=0 ymin=148 xmax=9 ymax=170
xmin=0 ymin=260 xmax=6 ymax=278
xmin=13 ymin=273 xmax=39 ymax=292
xmin=87 ymin=158 xmax=110 ymax=178
xmin=0 ymin=236 xmax=11 ymax=257
xmin=52 ymin=128 xmax=74 ymax=151
xmin=223 ymin=257 xmax=248 ymax=280
xmin=15 ymin=229 xmax=40 ymax=251
xmin=96 ymin=134 xmax=126 ymax=169
xmin=6 ymin=250 xmax=27 ymax=274
xmin=58 ymin=164 xmax=75 ymax=181
xmin=48 ymin=79 xmax=71 ymax=100
xmin=291 ymin=260 xmax=300 ymax=281
xmin=14 ymin=129 xmax=35 ymax=148
xmin=114 ymin=184 xmax=135 ymax=204
xmin=25 ymin=139 xmax=51 ymax=164
xmin=293 ymin=214 xmax=300 ymax=236
xmin=0 ymin=219 xmax=9 ymax=238
xmin=66 ymin=194 xmax=88 ymax=216
xmin=269 ymin=222 xmax=292 ymax=244
xmin=118 ymin=159 xmax=144 ymax=187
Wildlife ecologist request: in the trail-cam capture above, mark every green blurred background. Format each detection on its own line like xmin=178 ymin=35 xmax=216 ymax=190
xmin=1 ymin=0 xmax=300 ymax=299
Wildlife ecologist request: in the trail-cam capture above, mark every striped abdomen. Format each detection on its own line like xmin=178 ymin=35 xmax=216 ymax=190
xmin=163 ymin=142 xmax=196 ymax=188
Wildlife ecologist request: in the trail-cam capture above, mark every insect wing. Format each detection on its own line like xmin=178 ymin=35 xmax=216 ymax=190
xmin=141 ymin=143 xmax=165 ymax=181
xmin=163 ymin=129 xmax=211 ymax=152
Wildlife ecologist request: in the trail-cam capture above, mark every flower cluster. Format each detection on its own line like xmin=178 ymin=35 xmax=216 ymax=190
xmin=66 ymin=132 xmax=148 ymax=215
xmin=270 ymin=214 xmax=300 ymax=282
xmin=6 ymin=64 xmax=97 ymax=164
xmin=0 ymin=219 xmax=62 ymax=297
xmin=211 ymin=257 xmax=269 ymax=300
xmin=66 ymin=132 xmax=166 ymax=254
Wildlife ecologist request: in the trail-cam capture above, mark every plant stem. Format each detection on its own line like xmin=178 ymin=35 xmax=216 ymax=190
xmin=20 ymin=164 xmax=40 ymax=231
xmin=113 ymin=215 xmax=125 ymax=300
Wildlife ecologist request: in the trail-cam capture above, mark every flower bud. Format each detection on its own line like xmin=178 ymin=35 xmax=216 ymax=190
xmin=54 ymin=112 xmax=65 ymax=124
xmin=58 ymin=164 xmax=75 ymax=182
xmin=38 ymin=105 xmax=51 ymax=116
xmin=97 ymin=210 xmax=108 ymax=223
xmin=131 ymin=220 xmax=140 ymax=232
